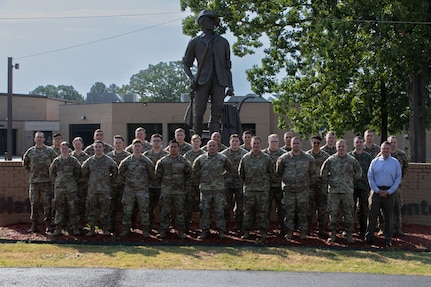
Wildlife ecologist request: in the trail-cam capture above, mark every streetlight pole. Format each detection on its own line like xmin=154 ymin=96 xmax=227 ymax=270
xmin=6 ymin=57 xmax=19 ymax=161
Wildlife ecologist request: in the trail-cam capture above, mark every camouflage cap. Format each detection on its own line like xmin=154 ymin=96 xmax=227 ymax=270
xmin=196 ymin=10 xmax=220 ymax=25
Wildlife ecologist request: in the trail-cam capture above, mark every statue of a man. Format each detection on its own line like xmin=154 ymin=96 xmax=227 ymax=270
xmin=183 ymin=10 xmax=234 ymax=136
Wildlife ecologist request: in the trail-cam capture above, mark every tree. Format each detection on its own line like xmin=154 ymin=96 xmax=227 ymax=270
xmin=181 ymin=0 xmax=431 ymax=161
xmin=30 ymin=84 xmax=84 ymax=102
xmin=121 ymin=61 xmax=191 ymax=102
xmin=89 ymin=82 xmax=121 ymax=94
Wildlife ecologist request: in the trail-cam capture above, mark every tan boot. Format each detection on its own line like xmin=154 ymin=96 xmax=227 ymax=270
xmin=327 ymin=230 xmax=337 ymax=242
xmin=219 ymin=230 xmax=226 ymax=239
xmin=27 ymin=221 xmax=38 ymax=233
xmin=241 ymin=230 xmax=250 ymax=239
xmin=119 ymin=226 xmax=130 ymax=237
xmin=284 ymin=230 xmax=293 ymax=240
xmin=157 ymin=229 xmax=167 ymax=239
xmin=198 ymin=229 xmax=209 ymax=240
xmin=52 ymin=228 xmax=62 ymax=237
xmin=178 ymin=230 xmax=186 ymax=240
xmin=85 ymin=226 xmax=96 ymax=237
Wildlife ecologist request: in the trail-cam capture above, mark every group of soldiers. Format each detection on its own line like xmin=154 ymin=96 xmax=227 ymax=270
xmin=22 ymin=127 xmax=408 ymax=246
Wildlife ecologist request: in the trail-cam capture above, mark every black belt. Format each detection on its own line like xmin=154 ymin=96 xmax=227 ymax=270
xmin=378 ymin=186 xmax=390 ymax=190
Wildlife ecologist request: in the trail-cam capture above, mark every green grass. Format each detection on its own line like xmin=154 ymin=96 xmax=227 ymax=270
xmin=1 ymin=243 xmax=430 ymax=275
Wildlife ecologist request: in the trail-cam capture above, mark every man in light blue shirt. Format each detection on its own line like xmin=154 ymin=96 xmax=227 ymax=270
xmin=364 ymin=141 xmax=402 ymax=248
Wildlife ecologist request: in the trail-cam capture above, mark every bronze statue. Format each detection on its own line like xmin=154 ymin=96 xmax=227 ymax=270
xmin=183 ymin=10 xmax=234 ymax=136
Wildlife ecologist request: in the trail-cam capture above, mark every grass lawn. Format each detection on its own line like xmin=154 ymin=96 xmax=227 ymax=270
xmin=1 ymin=243 xmax=430 ymax=275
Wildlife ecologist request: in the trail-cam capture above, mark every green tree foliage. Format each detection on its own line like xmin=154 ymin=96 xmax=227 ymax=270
xmin=89 ymin=82 xmax=121 ymax=94
xmin=180 ymin=0 xmax=431 ymax=139
xmin=122 ymin=61 xmax=190 ymax=102
xmin=29 ymin=84 xmax=84 ymax=102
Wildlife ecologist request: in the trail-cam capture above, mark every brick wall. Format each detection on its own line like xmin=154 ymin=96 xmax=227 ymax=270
xmin=1 ymin=161 xmax=431 ymax=226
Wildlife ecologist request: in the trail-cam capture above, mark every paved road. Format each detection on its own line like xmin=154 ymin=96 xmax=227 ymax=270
xmin=0 ymin=268 xmax=429 ymax=287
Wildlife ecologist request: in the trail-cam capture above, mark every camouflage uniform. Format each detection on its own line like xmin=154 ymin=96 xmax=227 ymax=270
xmin=239 ymin=144 xmax=251 ymax=151
xmin=202 ymin=143 xmax=228 ymax=152
xmin=348 ymin=150 xmax=372 ymax=236
xmin=239 ymin=151 xmax=273 ymax=234
xmin=262 ymin=147 xmax=286 ymax=230
xmin=49 ymin=155 xmax=82 ymax=231
xmin=280 ymin=146 xmax=291 ymax=153
xmin=165 ymin=142 xmax=193 ymax=156
xmin=193 ymin=152 xmax=233 ymax=232
xmin=276 ymin=151 xmax=315 ymax=234
xmin=321 ymin=145 xmax=336 ymax=156
xmin=364 ymin=143 xmax=380 ymax=159
xmin=320 ymin=154 xmax=362 ymax=233
xmin=391 ymin=148 xmax=409 ymax=233
xmin=144 ymin=149 xmax=169 ymax=228
xmin=156 ymin=155 xmax=192 ymax=232
xmin=81 ymin=155 xmax=118 ymax=232
xmin=221 ymin=147 xmax=248 ymax=228
xmin=305 ymin=149 xmax=330 ymax=233
xmin=23 ymin=145 xmax=57 ymax=229
xmin=70 ymin=150 xmax=89 ymax=223
xmin=126 ymin=141 xmax=152 ymax=153
xmin=51 ymin=146 xmax=61 ymax=156
xmin=183 ymin=149 xmax=205 ymax=228
xmin=106 ymin=150 xmax=130 ymax=231
xmin=118 ymin=154 xmax=155 ymax=230
xmin=84 ymin=142 xmax=114 ymax=156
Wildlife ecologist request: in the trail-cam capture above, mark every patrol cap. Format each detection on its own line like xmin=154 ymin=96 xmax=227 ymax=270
xmin=196 ymin=10 xmax=220 ymax=25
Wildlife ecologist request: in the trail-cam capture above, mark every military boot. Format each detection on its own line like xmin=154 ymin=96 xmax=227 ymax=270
xmin=346 ymin=232 xmax=354 ymax=243
xmin=102 ymin=225 xmax=112 ymax=236
xmin=45 ymin=220 xmax=55 ymax=233
xmin=284 ymin=230 xmax=293 ymax=240
xmin=327 ymin=230 xmax=337 ymax=242
xmin=85 ymin=226 xmax=96 ymax=237
xmin=219 ymin=230 xmax=226 ymax=239
xmin=241 ymin=230 xmax=250 ymax=239
xmin=52 ymin=227 xmax=62 ymax=237
xmin=142 ymin=227 xmax=150 ymax=239
xmin=27 ymin=221 xmax=38 ymax=233
xmin=260 ymin=230 xmax=268 ymax=240
xmin=198 ymin=229 xmax=209 ymax=240
xmin=119 ymin=225 xmax=130 ymax=237
xmin=178 ymin=230 xmax=186 ymax=240
xmin=157 ymin=229 xmax=167 ymax=239
xmin=300 ymin=229 xmax=307 ymax=240
xmin=72 ymin=225 xmax=81 ymax=236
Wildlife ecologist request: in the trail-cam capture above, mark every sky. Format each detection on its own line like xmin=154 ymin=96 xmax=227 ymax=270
xmin=0 ymin=0 xmax=264 ymax=97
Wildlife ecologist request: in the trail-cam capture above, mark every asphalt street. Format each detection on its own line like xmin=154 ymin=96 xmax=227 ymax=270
xmin=0 ymin=268 xmax=429 ymax=287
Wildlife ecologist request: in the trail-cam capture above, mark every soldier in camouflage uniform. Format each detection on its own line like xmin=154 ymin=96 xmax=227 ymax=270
xmin=277 ymin=137 xmax=315 ymax=240
xmin=221 ymin=134 xmax=248 ymax=230
xmin=143 ymin=133 xmax=168 ymax=230
xmin=165 ymin=128 xmax=193 ymax=155
xmin=202 ymin=132 xmax=228 ymax=152
xmin=118 ymin=139 xmax=155 ymax=238
xmin=81 ymin=140 xmax=118 ymax=236
xmin=262 ymin=134 xmax=286 ymax=234
xmin=239 ymin=130 xmax=252 ymax=151
xmin=321 ymin=131 xmax=337 ymax=156
xmin=388 ymin=135 xmax=409 ymax=236
xmin=106 ymin=135 xmax=130 ymax=232
xmin=183 ymin=134 xmax=204 ymax=230
xmin=156 ymin=140 xmax=192 ymax=239
xmin=125 ymin=127 xmax=152 ymax=153
xmin=239 ymin=136 xmax=273 ymax=240
xmin=306 ymin=135 xmax=329 ymax=237
xmin=281 ymin=130 xmax=294 ymax=152
xmin=23 ymin=131 xmax=58 ymax=233
xmin=71 ymin=137 xmax=89 ymax=225
xmin=348 ymin=136 xmax=372 ymax=237
xmin=51 ymin=133 xmax=63 ymax=156
xmin=364 ymin=129 xmax=380 ymax=158
xmin=193 ymin=140 xmax=233 ymax=239
xmin=84 ymin=129 xmax=114 ymax=156
xmin=49 ymin=142 xmax=82 ymax=236
xmin=321 ymin=139 xmax=362 ymax=243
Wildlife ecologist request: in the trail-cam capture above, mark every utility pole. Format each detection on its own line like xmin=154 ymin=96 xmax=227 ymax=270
xmin=6 ymin=57 xmax=19 ymax=161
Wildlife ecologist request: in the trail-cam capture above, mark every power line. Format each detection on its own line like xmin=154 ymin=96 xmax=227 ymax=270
xmin=0 ymin=11 xmax=185 ymax=21
xmin=16 ymin=17 xmax=184 ymax=60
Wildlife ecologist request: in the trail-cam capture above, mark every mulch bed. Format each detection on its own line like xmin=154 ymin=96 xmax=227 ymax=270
xmin=1 ymin=222 xmax=430 ymax=251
